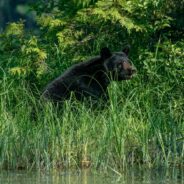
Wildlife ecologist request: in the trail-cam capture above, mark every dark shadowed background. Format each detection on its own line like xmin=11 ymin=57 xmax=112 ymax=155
xmin=0 ymin=0 xmax=35 ymax=30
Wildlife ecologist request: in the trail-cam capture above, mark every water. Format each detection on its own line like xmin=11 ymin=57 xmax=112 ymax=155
xmin=0 ymin=168 xmax=183 ymax=184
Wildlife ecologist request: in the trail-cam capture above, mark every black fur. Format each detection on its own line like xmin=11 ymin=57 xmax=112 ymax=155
xmin=42 ymin=47 xmax=136 ymax=102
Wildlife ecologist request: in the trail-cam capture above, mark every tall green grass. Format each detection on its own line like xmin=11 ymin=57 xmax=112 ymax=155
xmin=0 ymin=52 xmax=184 ymax=172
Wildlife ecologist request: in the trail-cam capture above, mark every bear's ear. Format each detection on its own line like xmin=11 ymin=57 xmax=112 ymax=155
xmin=122 ymin=45 xmax=130 ymax=56
xmin=100 ymin=47 xmax=112 ymax=60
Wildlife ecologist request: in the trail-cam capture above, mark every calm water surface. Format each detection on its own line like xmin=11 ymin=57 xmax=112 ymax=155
xmin=0 ymin=168 xmax=183 ymax=184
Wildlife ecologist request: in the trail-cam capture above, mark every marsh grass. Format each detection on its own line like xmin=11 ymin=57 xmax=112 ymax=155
xmin=0 ymin=69 xmax=183 ymax=172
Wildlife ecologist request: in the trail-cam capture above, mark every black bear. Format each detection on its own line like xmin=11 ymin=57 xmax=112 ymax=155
xmin=42 ymin=47 xmax=136 ymax=102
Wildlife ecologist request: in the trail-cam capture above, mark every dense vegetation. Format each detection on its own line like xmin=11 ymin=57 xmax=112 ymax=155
xmin=0 ymin=0 xmax=183 ymax=171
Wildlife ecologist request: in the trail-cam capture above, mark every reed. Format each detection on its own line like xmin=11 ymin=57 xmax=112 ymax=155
xmin=0 ymin=67 xmax=183 ymax=171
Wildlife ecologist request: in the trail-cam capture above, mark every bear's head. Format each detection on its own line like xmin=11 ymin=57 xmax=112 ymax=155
xmin=101 ymin=47 xmax=136 ymax=81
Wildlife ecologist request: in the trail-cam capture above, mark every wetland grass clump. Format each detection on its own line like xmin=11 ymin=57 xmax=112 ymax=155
xmin=0 ymin=70 xmax=183 ymax=171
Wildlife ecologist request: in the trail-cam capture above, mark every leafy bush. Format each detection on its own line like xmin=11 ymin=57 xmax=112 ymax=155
xmin=0 ymin=22 xmax=47 ymax=86
xmin=0 ymin=0 xmax=183 ymax=86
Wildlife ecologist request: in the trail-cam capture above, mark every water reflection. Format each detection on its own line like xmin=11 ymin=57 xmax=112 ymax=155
xmin=0 ymin=168 xmax=183 ymax=184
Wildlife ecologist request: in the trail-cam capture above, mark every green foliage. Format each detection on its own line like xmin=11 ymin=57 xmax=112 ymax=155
xmin=0 ymin=21 xmax=24 ymax=52
xmin=0 ymin=22 xmax=47 ymax=83
xmin=19 ymin=36 xmax=47 ymax=78
xmin=30 ymin=0 xmax=183 ymax=79
xmin=1 ymin=0 xmax=183 ymax=83
xmin=34 ymin=0 xmax=175 ymax=42
xmin=140 ymin=39 xmax=184 ymax=82
xmin=0 ymin=0 xmax=183 ymax=171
